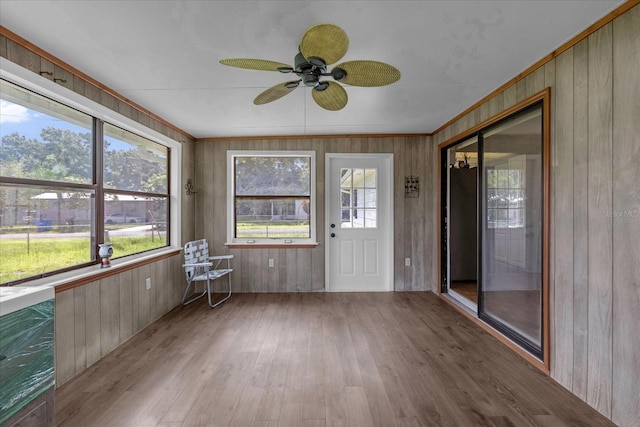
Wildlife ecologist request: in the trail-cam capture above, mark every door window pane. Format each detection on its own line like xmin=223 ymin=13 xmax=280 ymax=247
xmin=340 ymin=168 xmax=377 ymax=229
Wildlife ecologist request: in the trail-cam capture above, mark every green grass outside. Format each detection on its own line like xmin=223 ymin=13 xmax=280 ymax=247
xmin=0 ymin=236 xmax=165 ymax=284
xmin=236 ymin=221 xmax=310 ymax=238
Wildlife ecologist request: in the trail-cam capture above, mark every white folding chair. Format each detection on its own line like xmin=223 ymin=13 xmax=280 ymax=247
xmin=181 ymin=239 xmax=233 ymax=308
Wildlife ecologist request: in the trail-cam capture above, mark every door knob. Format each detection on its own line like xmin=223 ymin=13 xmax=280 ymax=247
xmin=330 ymin=233 xmax=336 ymax=238
xmin=330 ymin=223 xmax=336 ymax=228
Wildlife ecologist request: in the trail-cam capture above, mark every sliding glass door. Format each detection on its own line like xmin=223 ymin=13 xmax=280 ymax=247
xmin=479 ymin=104 xmax=544 ymax=356
xmin=441 ymin=97 xmax=547 ymax=361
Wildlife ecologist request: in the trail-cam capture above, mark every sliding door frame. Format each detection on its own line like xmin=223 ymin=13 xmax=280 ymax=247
xmin=437 ymin=88 xmax=551 ymax=373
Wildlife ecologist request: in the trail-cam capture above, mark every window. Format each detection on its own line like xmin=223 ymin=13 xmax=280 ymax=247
xmin=486 ymin=166 xmax=525 ymax=229
xmin=103 ymin=124 xmax=169 ymax=258
xmin=0 ymin=77 xmax=171 ymax=285
xmin=227 ymin=151 xmax=316 ymax=245
xmin=340 ymin=168 xmax=377 ymax=229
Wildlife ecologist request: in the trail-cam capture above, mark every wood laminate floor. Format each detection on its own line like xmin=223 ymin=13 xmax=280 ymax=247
xmin=55 ymin=292 xmax=614 ymax=427
xmin=449 ymin=281 xmax=477 ymax=303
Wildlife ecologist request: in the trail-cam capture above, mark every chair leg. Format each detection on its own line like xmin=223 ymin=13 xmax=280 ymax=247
xmin=207 ymin=274 xmax=232 ymax=308
xmin=181 ymin=278 xmax=207 ymax=305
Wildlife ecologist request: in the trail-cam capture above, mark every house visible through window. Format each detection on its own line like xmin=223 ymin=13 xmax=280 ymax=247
xmin=0 ymin=78 xmax=171 ymax=285
xmin=227 ymin=151 xmax=316 ymax=244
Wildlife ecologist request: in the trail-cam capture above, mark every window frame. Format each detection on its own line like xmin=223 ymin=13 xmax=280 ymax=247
xmin=0 ymin=59 xmax=182 ymax=286
xmin=226 ymin=150 xmax=317 ymax=247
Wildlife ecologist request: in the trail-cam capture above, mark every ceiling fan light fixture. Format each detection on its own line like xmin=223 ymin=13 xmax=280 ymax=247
xmin=302 ymin=73 xmax=319 ymax=87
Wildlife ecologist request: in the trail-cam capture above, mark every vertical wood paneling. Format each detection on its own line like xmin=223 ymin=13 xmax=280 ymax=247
xmin=488 ymin=93 xmax=504 ymax=118
xmin=296 ymin=248 xmax=312 ymax=292
xmin=403 ymin=140 xmax=413 ymax=290
xmin=268 ymin=248 xmax=281 ymax=292
xmin=0 ymin=35 xmax=7 ymax=58
xmin=394 ymin=137 xmax=406 ymax=291
xmin=55 ymin=289 xmax=75 ymax=385
xmin=212 ymin=141 xmax=229 ymax=253
xmin=137 ymin=264 xmax=153 ymax=328
xmin=515 ymin=79 xmax=527 ymax=103
xmin=410 ymin=138 xmax=426 ymax=291
xmin=552 ymin=47 xmax=575 ymax=390
xmin=286 ymin=249 xmax=298 ymax=292
xmin=119 ymin=268 xmax=134 ymax=343
xmin=572 ymin=38 xmax=590 ymax=401
xmin=587 ymin=23 xmax=613 ymax=417
xmin=131 ymin=267 xmax=140 ymax=334
xmin=429 ymin=7 xmax=639 ymax=425
xmin=426 ymin=138 xmax=438 ymax=292
xmin=182 ymin=140 xmax=197 ymax=245
xmin=5 ymin=39 xmax=39 ymax=73
xmin=526 ymin=67 xmax=546 ymax=98
xmin=85 ymin=281 xmax=101 ymax=367
xmin=154 ymin=259 xmax=169 ymax=316
xmin=611 ymin=5 xmax=640 ymax=426
xmin=73 ymin=286 xmax=86 ymax=375
xmin=38 ymin=58 xmax=55 ymax=80
xmin=503 ymin=85 xmax=517 ymax=110
xmin=100 ymin=276 xmax=120 ymax=357
xmin=196 ymin=135 xmax=429 ymax=293
xmin=54 ymin=255 xmax=184 ymax=388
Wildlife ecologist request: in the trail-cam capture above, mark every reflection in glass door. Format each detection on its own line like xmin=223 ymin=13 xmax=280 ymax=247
xmin=480 ymin=104 xmax=543 ymax=355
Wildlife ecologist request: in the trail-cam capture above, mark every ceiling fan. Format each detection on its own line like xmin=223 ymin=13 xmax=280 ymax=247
xmin=220 ymin=23 xmax=401 ymax=111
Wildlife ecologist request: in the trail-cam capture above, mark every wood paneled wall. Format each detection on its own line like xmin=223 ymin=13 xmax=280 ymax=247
xmin=195 ymin=135 xmax=435 ymax=293
xmin=431 ymin=5 xmax=640 ymax=426
xmin=54 ymin=256 xmax=185 ymax=387
xmin=1 ymin=29 xmax=199 ymax=388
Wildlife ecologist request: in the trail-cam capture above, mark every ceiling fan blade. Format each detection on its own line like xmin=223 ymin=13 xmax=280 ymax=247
xmin=254 ymin=81 xmax=300 ymax=105
xmin=220 ymin=58 xmax=293 ymax=72
xmin=299 ymin=23 xmax=349 ymax=66
xmin=333 ymin=60 xmax=401 ymax=87
xmin=312 ymin=81 xmax=348 ymax=111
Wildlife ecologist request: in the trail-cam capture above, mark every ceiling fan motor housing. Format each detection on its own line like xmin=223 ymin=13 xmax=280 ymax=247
xmin=295 ymin=52 xmax=327 ymax=87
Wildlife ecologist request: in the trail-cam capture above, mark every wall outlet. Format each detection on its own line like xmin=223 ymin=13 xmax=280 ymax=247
xmin=268 ymin=258 xmax=274 ymax=268
xmin=405 ymin=258 xmax=411 ymax=267
xmin=145 ymin=277 xmax=151 ymax=290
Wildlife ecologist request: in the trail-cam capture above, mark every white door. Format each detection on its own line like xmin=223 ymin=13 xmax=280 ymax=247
xmin=325 ymin=154 xmax=393 ymax=291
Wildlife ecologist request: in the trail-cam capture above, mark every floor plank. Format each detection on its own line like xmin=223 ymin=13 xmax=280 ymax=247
xmin=55 ymin=292 xmax=615 ymax=427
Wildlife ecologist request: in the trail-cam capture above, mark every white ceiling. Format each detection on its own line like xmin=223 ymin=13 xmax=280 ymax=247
xmin=0 ymin=0 xmax=623 ymax=139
